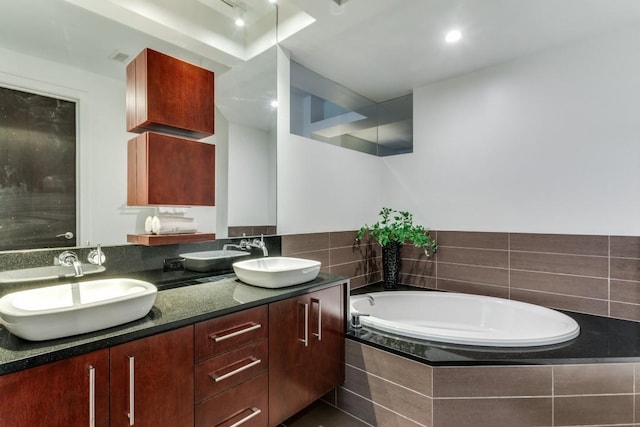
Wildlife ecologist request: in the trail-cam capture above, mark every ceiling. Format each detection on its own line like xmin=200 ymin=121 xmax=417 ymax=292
xmin=2 ymin=0 xmax=640 ymax=104
xmin=282 ymin=0 xmax=640 ymax=102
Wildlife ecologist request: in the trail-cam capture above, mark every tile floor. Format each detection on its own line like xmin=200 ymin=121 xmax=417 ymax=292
xmin=282 ymin=401 xmax=368 ymax=427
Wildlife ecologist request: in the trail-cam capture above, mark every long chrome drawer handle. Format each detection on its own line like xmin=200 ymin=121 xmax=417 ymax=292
xmin=88 ymin=365 xmax=95 ymax=427
xmin=227 ymin=407 xmax=262 ymax=427
xmin=209 ymin=323 xmax=261 ymax=342
xmin=128 ymin=356 xmax=135 ymax=426
xmin=210 ymin=357 xmax=262 ymax=383
xmin=311 ymin=298 xmax=322 ymax=341
xmin=298 ymin=302 xmax=309 ymax=347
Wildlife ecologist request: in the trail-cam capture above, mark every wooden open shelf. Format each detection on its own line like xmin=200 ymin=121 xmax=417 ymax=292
xmin=127 ymin=233 xmax=216 ymax=246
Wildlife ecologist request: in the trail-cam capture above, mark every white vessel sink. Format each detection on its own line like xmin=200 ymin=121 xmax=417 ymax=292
xmin=0 ymin=264 xmax=106 ymax=284
xmin=180 ymin=249 xmax=250 ymax=272
xmin=0 ymin=278 xmax=157 ymax=341
xmin=232 ymin=257 xmax=321 ymax=288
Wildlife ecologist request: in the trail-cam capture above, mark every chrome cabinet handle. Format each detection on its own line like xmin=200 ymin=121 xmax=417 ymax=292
xmin=128 ymin=356 xmax=135 ymax=426
xmin=209 ymin=323 xmax=261 ymax=342
xmin=298 ymin=302 xmax=309 ymax=347
xmin=311 ymin=298 xmax=322 ymax=341
xmin=88 ymin=365 xmax=95 ymax=427
xmin=227 ymin=407 xmax=262 ymax=427
xmin=210 ymin=357 xmax=262 ymax=383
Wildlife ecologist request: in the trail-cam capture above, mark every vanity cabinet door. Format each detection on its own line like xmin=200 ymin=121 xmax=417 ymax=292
xmin=127 ymin=132 xmax=215 ymax=206
xmin=268 ymin=283 xmax=346 ymax=426
xmin=126 ymin=48 xmax=214 ymax=139
xmin=110 ymin=326 xmax=194 ymax=427
xmin=0 ymin=349 xmax=110 ymax=427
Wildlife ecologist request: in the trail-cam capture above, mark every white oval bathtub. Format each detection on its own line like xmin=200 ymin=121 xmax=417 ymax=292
xmin=350 ymin=292 xmax=580 ymax=347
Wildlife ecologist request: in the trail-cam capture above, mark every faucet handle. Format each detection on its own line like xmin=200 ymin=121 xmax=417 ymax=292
xmin=350 ymin=312 xmax=370 ymax=329
xmin=87 ymin=244 xmax=106 ymax=266
xmin=56 ymin=251 xmax=79 ymax=267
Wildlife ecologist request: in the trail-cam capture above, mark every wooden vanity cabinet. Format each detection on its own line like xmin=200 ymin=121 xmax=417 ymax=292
xmin=194 ymin=305 xmax=269 ymax=427
xmin=0 ymin=349 xmax=110 ymax=427
xmin=110 ymin=326 xmax=194 ymax=427
xmin=268 ymin=284 xmax=345 ymax=426
xmin=127 ymin=131 xmax=215 ymax=206
xmin=126 ymin=48 xmax=214 ymax=139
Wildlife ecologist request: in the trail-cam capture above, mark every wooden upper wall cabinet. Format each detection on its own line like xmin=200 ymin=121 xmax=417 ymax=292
xmin=126 ymin=48 xmax=215 ymax=139
xmin=128 ymin=132 xmax=215 ymax=206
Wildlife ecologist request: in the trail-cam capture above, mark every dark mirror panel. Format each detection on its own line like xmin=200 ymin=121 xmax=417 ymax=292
xmin=0 ymin=85 xmax=76 ymax=250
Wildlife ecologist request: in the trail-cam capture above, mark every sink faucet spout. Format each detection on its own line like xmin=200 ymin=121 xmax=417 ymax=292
xmin=72 ymin=260 xmax=84 ymax=278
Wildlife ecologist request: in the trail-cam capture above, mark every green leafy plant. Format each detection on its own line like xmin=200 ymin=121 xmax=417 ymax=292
xmin=356 ymin=207 xmax=437 ymax=256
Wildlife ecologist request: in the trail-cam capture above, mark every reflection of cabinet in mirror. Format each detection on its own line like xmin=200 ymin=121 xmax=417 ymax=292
xmin=126 ymin=48 xmax=214 ymax=139
xmin=127 ymin=132 xmax=215 ymax=206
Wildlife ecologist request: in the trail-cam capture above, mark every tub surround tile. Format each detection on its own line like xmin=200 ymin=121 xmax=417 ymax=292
xmin=434 ymin=247 xmax=509 ymax=268
xmin=432 ymin=397 xmax=552 ymax=427
xmin=510 ymin=251 xmax=608 ymax=277
xmin=346 ymin=340 xmax=432 ymax=396
xmin=611 ymin=280 xmax=640 ymax=304
xmin=400 ymin=258 xmax=436 ymax=277
xmin=329 ymin=230 xmax=361 ymax=248
xmin=282 ymin=233 xmax=330 ymax=254
xmin=611 ymin=236 xmax=640 ymax=258
xmin=611 ymin=257 xmax=640 ymax=282
xmin=433 ymin=366 xmax=551 ymax=398
xmin=510 ymin=233 xmax=608 ymax=256
xmin=398 ymin=273 xmax=437 ymax=289
xmin=510 ymin=270 xmax=608 ymax=299
xmin=337 ymin=388 xmax=427 ymax=427
xmin=438 ymin=263 xmax=509 ymax=287
xmin=436 ymin=231 xmax=508 ymax=250
xmin=554 ymin=395 xmax=634 ymax=426
xmin=553 ymin=363 xmax=634 ymax=395
xmin=610 ymin=301 xmax=640 ymax=322
xmin=509 ymin=288 xmax=609 ymax=316
xmin=437 ymin=279 xmax=509 ymax=299
xmin=343 ymin=365 xmax=431 ymax=426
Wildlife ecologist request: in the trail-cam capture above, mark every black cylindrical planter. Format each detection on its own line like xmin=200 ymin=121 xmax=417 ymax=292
xmin=382 ymin=241 xmax=401 ymax=289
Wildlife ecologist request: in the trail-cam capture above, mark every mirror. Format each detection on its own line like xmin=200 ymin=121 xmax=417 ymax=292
xmin=0 ymin=0 xmax=277 ymax=251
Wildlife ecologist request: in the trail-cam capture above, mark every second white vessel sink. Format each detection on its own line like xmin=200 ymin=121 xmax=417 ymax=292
xmin=232 ymin=257 xmax=321 ymax=288
xmin=0 ymin=278 xmax=157 ymax=341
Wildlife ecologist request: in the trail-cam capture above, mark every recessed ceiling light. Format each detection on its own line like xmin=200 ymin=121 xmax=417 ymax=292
xmin=270 ymin=99 xmax=278 ymax=108
xmin=445 ymin=29 xmax=462 ymax=44
xmin=235 ymin=17 xmax=245 ymax=26
xmin=268 ymin=0 xmax=277 ymax=3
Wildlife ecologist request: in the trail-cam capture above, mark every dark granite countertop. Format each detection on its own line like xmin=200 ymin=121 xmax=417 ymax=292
xmin=349 ymin=284 xmax=640 ymax=366
xmin=0 ymin=272 xmax=347 ymax=375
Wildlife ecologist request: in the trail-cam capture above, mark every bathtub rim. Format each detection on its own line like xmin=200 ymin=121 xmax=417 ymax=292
xmin=348 ymin=284 xmax=640 ymax=366
xmin=350 ymin=291 xmax=580 ymax=347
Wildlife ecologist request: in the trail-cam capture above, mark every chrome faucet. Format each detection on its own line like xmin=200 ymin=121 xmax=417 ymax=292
xmin=247 ymin=235 xmax=269 ymax=257
xmin=56 ymin=251 xmax=83 ymax=277
xmin=223 ymin=235 xmax=269 ymax=256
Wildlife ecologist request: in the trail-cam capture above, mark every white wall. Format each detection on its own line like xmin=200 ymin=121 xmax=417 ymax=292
xmin=227 ymin=123 xmax=276 ymax=226
xmin=0 ymin=47 xmax=222 ymax=247
xmin=276 ymin=46 xmax=383 ymax=234
xmin=383 ymin=24 xmax=640 ymax=235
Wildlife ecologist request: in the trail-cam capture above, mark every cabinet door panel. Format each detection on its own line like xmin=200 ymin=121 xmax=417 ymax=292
xmin=310 ymin=286 xmax=345 ymax=398
xmin=110 ymin=326 xmax=194 ymax=427
xmin=268 ymin=296 xmax=312 ymax=426
xmin=0 ymin=349 xmax=109 ymax=427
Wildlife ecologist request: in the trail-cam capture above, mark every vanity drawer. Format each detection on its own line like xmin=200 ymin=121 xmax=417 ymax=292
xmin=195 ymin=305 xmax=268 ymax=362
xmin=195 ymin=338 xmax=268 ymax=403
xmin=195 ymin=373 xmax=268 ymax=427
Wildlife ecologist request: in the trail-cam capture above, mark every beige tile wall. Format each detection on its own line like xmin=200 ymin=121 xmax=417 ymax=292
xmin=282 ymin=231 xmax=640 ymax=322
xmin=341 ymin=341 xmax=640 ymax=427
